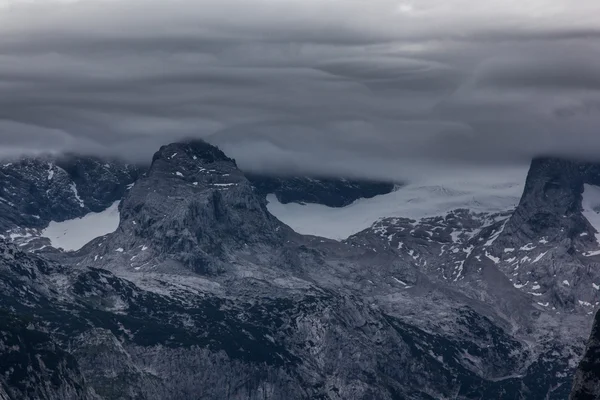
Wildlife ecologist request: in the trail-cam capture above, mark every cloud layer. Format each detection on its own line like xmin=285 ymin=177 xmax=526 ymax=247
xmin=1 ymin=0 xmax=600 ymax=179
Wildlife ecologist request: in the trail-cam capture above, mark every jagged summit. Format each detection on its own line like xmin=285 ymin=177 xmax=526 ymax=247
xmin=151 ymin=140 xmax=237 ymax=167
xmin=2 ymin=143 xmax=599 ymax=399
xmin=462 ymin=156 xmax=600 ymax=312
xmin=155 ymin=140 xmax=397 ymax=208
xmin=0 ymin=140 xmax=401 ymax=253
xmin=79 ymin=139 xmax=287 ymax=275
xmin=503 ymin=156 xmax=600 ymax=256
xmin=507 ymin=157 xmax=600 ymax=239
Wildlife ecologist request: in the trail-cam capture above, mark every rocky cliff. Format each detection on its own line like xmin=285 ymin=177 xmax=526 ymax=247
xmin=0 ymin=154 xmax=140 ymax=233
xmin=570 ymin=310 xmax=600 ymax=400
xmin=0 ymin=142 xmax=598 ymax=399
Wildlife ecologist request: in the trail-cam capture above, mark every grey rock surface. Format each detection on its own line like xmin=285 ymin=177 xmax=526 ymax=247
xmin=0 ymin=143 xmax=599 ymax=399
xmin=0 ymin=240 xmax=99 ymax=400
xmin=570 ymin=310 xmax=600 ymax=400
xmin=0 ymin=154 xmax=140 ymax=235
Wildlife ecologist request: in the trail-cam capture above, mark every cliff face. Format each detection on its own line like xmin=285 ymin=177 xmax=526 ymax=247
xmin=0 ymin=310 xmax=98 ymax=400
xmin=1 ymin=143 xmax=600 ymax=399
xmin=571 ymin=310 xmax=600 ymax=400
xmin=0 ymin=155 xmax=140 ymax=232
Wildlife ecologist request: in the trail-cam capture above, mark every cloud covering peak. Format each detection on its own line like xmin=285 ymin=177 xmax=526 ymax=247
xmin=1 ymin=0 xmax=600 ymax=179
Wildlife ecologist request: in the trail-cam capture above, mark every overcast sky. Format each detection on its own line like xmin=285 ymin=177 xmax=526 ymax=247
xmin=1 ymin=0 xmax=599 ymax=179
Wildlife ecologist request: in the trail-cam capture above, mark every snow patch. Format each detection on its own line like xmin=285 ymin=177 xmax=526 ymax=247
xmin=520 ymin=243 xmax=536 ymax=251
xmin=392 ymin=277 xmax=408 ymax=286
xmin=484 ymin=220 xmax=507 ymax=247
xmin=584 ymin=250 xmax=600 ymax=257
xmin=532 ymin=251 xmax=548 ymax=263
xmin=454 ymin=260 xmax=465 ymax=281
xmin=70 ymin=183 xmax=85 ymax=208
xmin=562 ymin=280 xmax=570 ymax=287
xmin=265 ymin=167 xmax=526 ymax=240
xmin=175 ymin=172 xmax=184 ymax=177
xmin=0 ymin=196 xmax=15 ymax=207
xmin=514 ymin=282 xmax=528 ymax=289
xmin=463 ymin=245 xmax=475 ymax=256
xmin=450 ymin=230 xmax=462 ymax=243
xmin=582 ymin=184 xmax=600 ymax=242
xmin=593 ymin=283 xmax=599 ymax=291
xmin=485 ymin=251 xmax=500 ymax=263
xmin=9 ymin=231 xmax=33 ymax=241
xmin=41 ymin=201 xmax=120 ymax=251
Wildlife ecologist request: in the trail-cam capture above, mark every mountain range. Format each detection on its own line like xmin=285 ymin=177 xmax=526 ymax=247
xmin=0 ymin=140 xmax=599 ymax=399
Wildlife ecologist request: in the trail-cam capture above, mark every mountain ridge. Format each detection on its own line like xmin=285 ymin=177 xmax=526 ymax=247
xmin=0 ymin=154 xmax=140 ymax=232
xmin=0 ymin=140 xmax=598 ymax=399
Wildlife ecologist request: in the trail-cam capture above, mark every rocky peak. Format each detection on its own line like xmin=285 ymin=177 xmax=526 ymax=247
xmin=0 ymin=145 xmax=595 ymax=399
xmin=480 ymin=157 xmax=600 ymax=311
xmin=151 ymin=140 xmax=236 ymax=168
xmin=81 ymin=140 xmax=287 ymax=275
xmin=506 ymin=157 xmax=600 ymax=241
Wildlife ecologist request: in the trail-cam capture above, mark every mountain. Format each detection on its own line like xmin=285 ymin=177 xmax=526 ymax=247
xmin=0 ymin=155 xmax=140 ymax=251
xmin=0 ymin=141 xmax=598 ymax=399
xmin=263 ymin=167 xmax=526 ymax=240
xmin=0 ymin=239 xmax=99 ymax=399
xmin=73 ymin=140 xmax=287 ymax=275
xmin=570 ymin=310 xmax=600 ymax=400
xmin=487 ymin=157 xmax=600 ymax=310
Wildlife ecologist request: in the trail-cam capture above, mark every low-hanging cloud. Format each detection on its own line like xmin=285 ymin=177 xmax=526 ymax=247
xmin=1 ymin=0 xmax=600 ymax=180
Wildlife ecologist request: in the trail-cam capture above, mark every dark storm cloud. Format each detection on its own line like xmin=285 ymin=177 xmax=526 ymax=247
xmin=1 ymin=0 xmax=600 ymax=179
xmin=473 ymin=52 xmax=600 ymax=91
